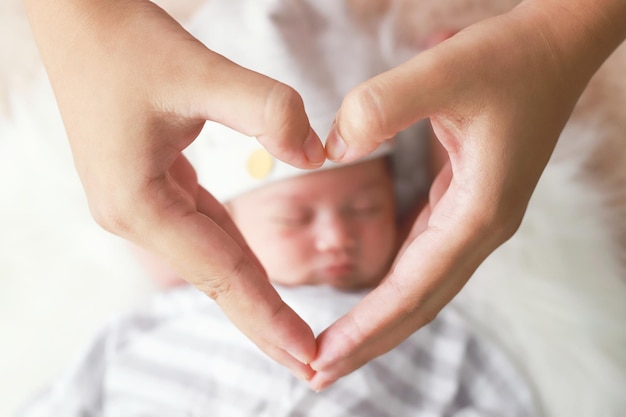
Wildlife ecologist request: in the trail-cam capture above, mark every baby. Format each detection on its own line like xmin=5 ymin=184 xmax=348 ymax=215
xmin=17 ymin=1 xmax=537 ymax=416
xmin=140 ymin=0 xmax=409 ymax=291
xmin=226 ymin=156 xmax=397 ymax=290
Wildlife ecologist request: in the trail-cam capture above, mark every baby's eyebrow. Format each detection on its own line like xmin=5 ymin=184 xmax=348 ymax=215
xmin=354 ymin=178 xmax=390 ymax=195
xmin=258 ymin=192 xmax=308 ymax=206
xmin=360 ymin=177 xmax=388 ymax=189
xmin=258 ymin=176 xmax=390 ymax=205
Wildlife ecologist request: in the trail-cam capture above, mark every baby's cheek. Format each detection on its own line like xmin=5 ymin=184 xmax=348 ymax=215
xmin=268 ymin=234 xmax=309 ymax=264
xmin=363 ymin=220 xmax=396 ymax=260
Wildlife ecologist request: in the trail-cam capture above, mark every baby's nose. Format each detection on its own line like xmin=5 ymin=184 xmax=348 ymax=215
xmin=313 ymin=213 xmax=356 ymax=253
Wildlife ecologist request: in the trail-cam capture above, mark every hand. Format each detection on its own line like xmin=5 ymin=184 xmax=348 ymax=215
xmin=309 ymin=0 xmax=626 ymax=389
xmin=24 ymin=0 xmax=326 ymax=379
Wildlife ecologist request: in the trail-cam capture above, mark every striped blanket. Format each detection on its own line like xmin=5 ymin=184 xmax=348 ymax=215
xmin=18 ymin=285 xmax=537 ymax=417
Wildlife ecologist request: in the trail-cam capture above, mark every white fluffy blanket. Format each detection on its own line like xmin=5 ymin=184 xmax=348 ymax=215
xmin=1 ymin=1 xmax=625 ymax=417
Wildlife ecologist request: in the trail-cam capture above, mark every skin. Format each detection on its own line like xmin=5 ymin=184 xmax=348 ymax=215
xmin=136 ymin=158 xmax=398 ymax=290
xmin=229 ymin=158 xmax=397 ymax=291
xmin=311 ymin=0 xmax=626 ymax=390
xmin=22 ymin=0 xmax=626 ymax=390
xmin=23 ymin=0 xmax=324 ymax=380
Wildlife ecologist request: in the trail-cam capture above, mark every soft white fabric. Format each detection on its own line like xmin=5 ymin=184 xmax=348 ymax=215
xmin=2 ymin=0 xmax=625 ymax=416
xmin=184 ymin=0 xmax=394 ymax=202
xmin=17 ymin=285 xmax=537 ymax=417
xmin=451 ymin=116 xmax=626 ymax=417
xmin=0 ymin=76 xmax=158 ymax=417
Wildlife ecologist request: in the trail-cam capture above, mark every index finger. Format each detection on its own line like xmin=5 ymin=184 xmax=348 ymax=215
xmin=325 ymin=46 xmax=452 ymax=163
xmin=308 ymin=182 xmax=495 ymax=389
xmin=132 ymin=172 xmax=318 ymax=380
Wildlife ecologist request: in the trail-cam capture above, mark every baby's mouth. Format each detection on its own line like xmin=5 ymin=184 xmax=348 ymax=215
xmin=322 ymin=263 xmax=354 ymax=276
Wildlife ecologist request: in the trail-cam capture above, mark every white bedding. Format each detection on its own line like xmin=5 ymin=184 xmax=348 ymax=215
xmin=16 ymin=285 xmax=537 ymax=417
xmin=1 ymin=1 xmax=625 ymax=416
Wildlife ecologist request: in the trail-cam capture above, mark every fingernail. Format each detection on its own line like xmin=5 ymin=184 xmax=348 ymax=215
xmin=325 ymin=123 xmax=347 ymax=162
xmin=287 ymin=349 xmax=311 ymax=366
xmin=303 ymin=128 xmax=325 ymax=167
xmin=294 ymin=367 xmax=315 ymax=382
xmin=308 ymin=376 xmax=333 ymax=392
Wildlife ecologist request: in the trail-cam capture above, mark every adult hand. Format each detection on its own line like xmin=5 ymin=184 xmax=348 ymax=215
xmin=23 ymin=0 xmax=326 ymax=380
xmin=310 ymin=0 xmax=626 ymax=390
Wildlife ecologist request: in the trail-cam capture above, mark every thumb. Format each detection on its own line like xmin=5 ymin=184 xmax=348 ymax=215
xmin=325 ymin=48 xmax=451 ymax=163
xmin=164 ymin=43 xmax=326 ymax=169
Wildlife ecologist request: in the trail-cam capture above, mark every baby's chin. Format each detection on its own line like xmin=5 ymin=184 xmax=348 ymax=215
xmin=270 ymin=269 xmax=383 ymax=292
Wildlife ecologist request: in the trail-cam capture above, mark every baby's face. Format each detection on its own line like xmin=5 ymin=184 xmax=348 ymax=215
xmin=229 ymin=158 xmax=397 ymax=290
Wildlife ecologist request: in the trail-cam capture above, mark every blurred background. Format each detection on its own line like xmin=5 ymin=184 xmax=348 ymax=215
xmin=0 ymin=1 xmax=191 ymax=415
xmin=0 ymin=74 xmax=157 ymax=416
xmin=2 ymin=1 xmax=625 ymax=416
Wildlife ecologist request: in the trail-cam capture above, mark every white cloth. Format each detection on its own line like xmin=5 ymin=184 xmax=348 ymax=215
xmin=183 ymin=0 xmax=396 ymax=202
xmin=18 ymin=285 xmax=537 ymax=417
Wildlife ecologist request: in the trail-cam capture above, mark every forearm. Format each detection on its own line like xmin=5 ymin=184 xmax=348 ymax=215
xmin=23 ymin=0 xmax=129 ymax=71
xmin=22 ymin=0 xmax=184 ymax=94
xmin=514 ymin=0 xmax=626 ymax=92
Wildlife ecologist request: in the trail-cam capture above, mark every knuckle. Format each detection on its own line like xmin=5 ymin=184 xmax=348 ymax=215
xmin=342 ymin=81 xmax=389 ymax=144
xmin=193 ymin=253 xmax=247 ymax=302
xmin=465 ymin=198 xmax=525 ymax=247
xmin=195 ymin=272 xmax=234 ymax=301
xmin=385 ymin=275 xmax=417 ymax=318
xmin=417 ymin=307 xmax=439 ymax=328
xmin=261 ymin=81 xmax=308 ymax=155
xmin=497 ymin=210 xmax=525 ymax=242
xmin=385 ymin=275 xmax=438 ymax=330
xmin=496 ymin=204 xmax=525 ymax=240
xmin=89 ymin=197 xmax=134 ymax=236
xmin=267 ymin=81 xmax=302 ymax=111
xmin=342 ymin=312 xmax=367 ymax=349
xmin=87 ymin=178 xmax=170 ymax=239
xmin=265 ymin=82 xmax=305 ymax=132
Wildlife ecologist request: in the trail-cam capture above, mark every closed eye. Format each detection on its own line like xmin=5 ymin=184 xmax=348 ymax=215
xmin=273 ymin=212 xmax=313 ymax=228
xmin=343 ymin=203 xmax=383 ymax=217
